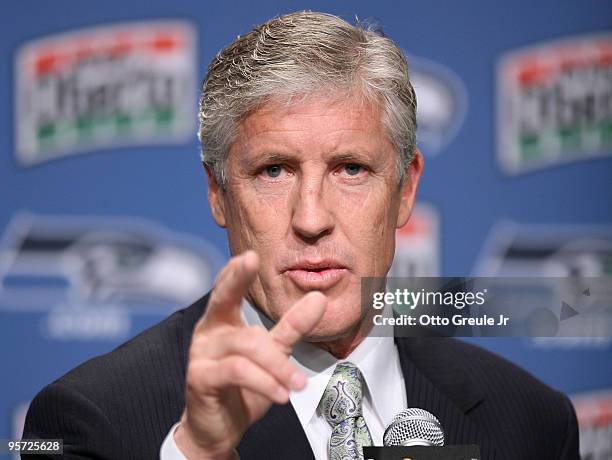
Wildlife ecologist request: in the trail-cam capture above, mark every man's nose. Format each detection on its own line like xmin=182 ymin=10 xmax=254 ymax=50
xmin=291 ymin=178 xmax=334 ymax=241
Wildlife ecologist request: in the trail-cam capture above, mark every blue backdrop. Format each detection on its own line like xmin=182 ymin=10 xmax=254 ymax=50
xmin=1 ymin=0 xmax=611 ymax=457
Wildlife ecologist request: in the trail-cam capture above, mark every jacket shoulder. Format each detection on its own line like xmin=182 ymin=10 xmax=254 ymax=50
xmin=440 ymin=338 xmax=567 ymax=402
xmin=23 ymin=294 xmax=208 ymax=459
xmin=421 ymin=338 xmax=579 ymax=458
xmin=57 ymin=294 xmax=206 ymax=403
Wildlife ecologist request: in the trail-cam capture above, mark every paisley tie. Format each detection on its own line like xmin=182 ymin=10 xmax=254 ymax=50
xmin=319 ymin=362 xmax=373 ymax=460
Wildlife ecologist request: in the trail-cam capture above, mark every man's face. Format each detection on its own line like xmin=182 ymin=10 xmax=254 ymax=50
xmin=208 ymin=94 xmax=422 ymax=341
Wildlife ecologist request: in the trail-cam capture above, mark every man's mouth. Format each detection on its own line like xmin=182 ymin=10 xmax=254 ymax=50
xmin=284 ymin=260 xmax=348 ymax=290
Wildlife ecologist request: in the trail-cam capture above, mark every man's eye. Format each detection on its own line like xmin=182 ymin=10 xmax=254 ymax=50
xmin=264 ymin=165 xmax=283 ymax=178
xmin=343 ymin=164 xmax=362 ymax=176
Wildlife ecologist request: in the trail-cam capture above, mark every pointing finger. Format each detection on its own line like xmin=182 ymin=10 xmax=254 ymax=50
xmin=197 ymin=251 xmax=259 ymax=329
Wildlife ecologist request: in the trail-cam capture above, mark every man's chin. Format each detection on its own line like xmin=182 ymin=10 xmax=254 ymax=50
xmin=302 ymin=311 xmax=368 ymax=343
xmin=301 ymin=319 xmax=369 ymax=358
xmin=301 ymin=327 xmax=353 ymax=343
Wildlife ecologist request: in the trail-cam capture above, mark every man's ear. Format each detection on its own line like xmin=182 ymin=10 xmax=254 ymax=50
xmin=204 ymin=165 xmax=227 ymax=228
xmin=396 ymin=148 xmax=424 ymax=228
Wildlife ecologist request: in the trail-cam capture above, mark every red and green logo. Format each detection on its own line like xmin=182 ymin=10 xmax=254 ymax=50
xmin=497 ymin=33 xmax=612 ymax=174
xmin=15 ymin=21 xmax=196 ymax=165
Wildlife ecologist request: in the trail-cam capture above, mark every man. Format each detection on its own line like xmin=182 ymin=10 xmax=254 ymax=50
xmin=24 ymin=11 xmax=579 ymax=460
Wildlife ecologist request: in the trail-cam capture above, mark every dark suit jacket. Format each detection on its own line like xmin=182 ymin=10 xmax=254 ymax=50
xmin=23 ymin=294 xmax=580 ymax=459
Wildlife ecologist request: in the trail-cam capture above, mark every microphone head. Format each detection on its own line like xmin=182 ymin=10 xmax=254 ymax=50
xmin=383 ymin=408 xmax=445 ymax=446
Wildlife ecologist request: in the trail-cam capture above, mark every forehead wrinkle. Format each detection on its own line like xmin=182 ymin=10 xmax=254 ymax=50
xmin=238 ymin=118 xmax=385 ymax=150
xmin=229 ymin=96 xmax=395 ymax=172
xmin=238 ymin=101 xmax=381 ymax=140
xmin=241 ymin=123 xmax=374 ymax=144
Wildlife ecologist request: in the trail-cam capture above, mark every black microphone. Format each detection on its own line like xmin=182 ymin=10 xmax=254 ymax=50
xmin=383 ymin=408 xmax=445 ymax=446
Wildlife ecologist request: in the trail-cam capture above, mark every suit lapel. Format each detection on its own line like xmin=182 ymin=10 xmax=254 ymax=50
xmin=395 ymin=337 xmax=497 ymax=457
xmin=238 ymin=402 xmax=315 ymax=459
xmin=237 ymin=336 xmax=495 ymax=459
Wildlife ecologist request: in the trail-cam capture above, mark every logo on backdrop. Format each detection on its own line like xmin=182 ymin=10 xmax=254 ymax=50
xmin=389 ymin=203 xmax=440 ymax=277
xmin=474 ymin=221 xmax=612 ymax=347
xmin=572 ymin=390 xmax=612 ymax=459
xmin=497 ymin=33 xmax=612 ymax=174
xmin=475 ymin=222 xmax=612 ymax=278
xmin=0 ymin=213 xmax=223 ymax=340
xmin=409 ymin=55 xmax=468 ymax=156
xmin=14 ymin=21 xmax=197 ymax=165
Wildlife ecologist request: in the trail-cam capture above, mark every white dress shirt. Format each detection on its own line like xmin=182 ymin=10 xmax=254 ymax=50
xmin=160 ymin=301 xmax=406 ymax=459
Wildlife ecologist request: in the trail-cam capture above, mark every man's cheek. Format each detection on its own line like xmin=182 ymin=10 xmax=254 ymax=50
xmin=338 ymin=186 xmax=389 ymax=217
xmin=335 ymin=185 xmax=374 ymax=206
xmin=236 ymin=201 xmax=287 ymax=239
xmin=353 ymin=226 xmax=394 ymax=275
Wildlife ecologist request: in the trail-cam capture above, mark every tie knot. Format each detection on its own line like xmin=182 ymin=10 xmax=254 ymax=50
xmin=319 ymin=362 xmax=366 ymax=426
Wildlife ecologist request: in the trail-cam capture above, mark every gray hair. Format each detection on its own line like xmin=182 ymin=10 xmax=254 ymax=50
xmin=199 ymin=11 xmax=417 ymax=186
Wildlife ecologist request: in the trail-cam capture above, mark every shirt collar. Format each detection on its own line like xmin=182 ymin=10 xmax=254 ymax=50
xmin=241 ymin=299 xmax=398 ymax=429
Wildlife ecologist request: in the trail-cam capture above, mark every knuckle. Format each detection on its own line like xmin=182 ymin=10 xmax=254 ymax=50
xmin=279 ymin=359 xmax=295 ymax=378
xmin=186 ymin=361 xmax=211 ymax=392
xmin=230 ymin=357 xmax=248 ymax=381
xmin=279 ymin=341 xmax=292 ymax=355
xmin=190 ymin=334 xmax=209 ymax=351
xmin=188 ymin=332 xmax=219 ymax=360
xmin=188 ymin=342 xmax=201 ymax=362
xmin=211 ymin=288 xmax=231 ymax=307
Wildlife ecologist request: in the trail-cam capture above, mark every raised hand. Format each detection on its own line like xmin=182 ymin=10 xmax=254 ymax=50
xmin=174 ymin=251 xmax=328 ymax=459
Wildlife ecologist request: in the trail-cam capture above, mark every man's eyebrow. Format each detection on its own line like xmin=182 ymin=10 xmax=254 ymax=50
xmin=241 ymin=150 xmax=380 ymax=168
xmin=328 ymin=151 xmax=378 ymax=164
xmin=242 ymin=152 xmax=296 ymax=168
